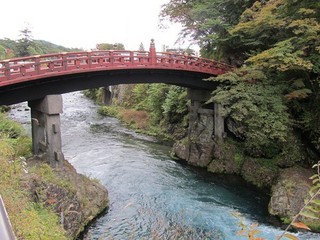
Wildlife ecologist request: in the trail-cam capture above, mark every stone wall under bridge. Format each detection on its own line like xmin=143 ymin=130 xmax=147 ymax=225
xmin=172 ymin=89 xmax=225 ymax=167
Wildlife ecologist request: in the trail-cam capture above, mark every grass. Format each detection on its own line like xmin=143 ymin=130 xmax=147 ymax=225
xmin=0 ymin=113 xmax=68 ymax=239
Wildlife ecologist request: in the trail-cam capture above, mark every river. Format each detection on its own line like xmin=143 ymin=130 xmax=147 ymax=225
xmin=8 ymin=92 xmax=320 ymax=240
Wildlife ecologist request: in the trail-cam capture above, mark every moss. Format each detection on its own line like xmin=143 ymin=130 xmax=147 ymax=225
xmin=234 ymin=152 xmax=244 ymax=168
xmin=241 ymin=158 xmax=279 ymax=189
xmin=29 ymin=163 xmax=74 ymax=192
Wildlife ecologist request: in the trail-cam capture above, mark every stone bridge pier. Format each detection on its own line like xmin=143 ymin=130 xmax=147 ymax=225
xmin=172 ymin=88 xmax=225 ymax=167
xmin=28 ymin=95 xmax=64 ymax=168
xmin=101 ymin=86 xmax=113 ymax=105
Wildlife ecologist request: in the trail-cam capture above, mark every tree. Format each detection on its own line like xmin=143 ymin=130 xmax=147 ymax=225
xmin=96 ymin=43 xmax=125 ymax=50
xmin=0 ymin=45 xmax=6 ymax=60
xmin=139 ymin=42 xmax=145 ymax=51
xmin=228 ymin=0 xmax=320 ymax=156
xmin=16 ymin=27 xmax=34 ymax=57
xmin=160 ymin=0 xmax=255 ymax=62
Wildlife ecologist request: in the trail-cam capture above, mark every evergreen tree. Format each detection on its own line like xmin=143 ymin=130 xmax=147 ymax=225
xmin=16 ymin=27 xmax=34 ymax=57
xmin=139 ymin=42 xmax=145 ymax=51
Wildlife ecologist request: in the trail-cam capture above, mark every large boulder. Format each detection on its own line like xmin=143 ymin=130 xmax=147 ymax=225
xmin=241 ymin=158 xmax=279 ymax=189
xmin=268 ymin=167 xmax=319 ymax=228
xmin=207 ymin=141 xmax=242 ymax=174
xmin=172 ymin=140 xmax=188 ymax=160
xmin=186 ymin=111 xmax=215 ymax=167
xmin=171 ymin=110 xmax=215 ymax=167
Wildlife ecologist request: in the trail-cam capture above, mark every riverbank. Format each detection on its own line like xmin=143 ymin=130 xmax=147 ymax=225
xmin=0 ymin=112 xmax=109 ymax=239
xmin=27 ymin=156 xmax=109 ymax=238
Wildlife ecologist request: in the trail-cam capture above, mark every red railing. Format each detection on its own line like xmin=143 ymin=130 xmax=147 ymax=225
xmin=0 ymin=50 xmax=232 ymax=87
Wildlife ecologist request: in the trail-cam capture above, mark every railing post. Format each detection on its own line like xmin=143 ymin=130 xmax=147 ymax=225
xmin=20 ymin=64 xmax=26 ymax=76
xmin=130 ymin=52 xmax=134 ymax=65
xmin=75 ymin=57 xmax=80 ymax=68
xmin=87 ymin=52 xmax=92 ymax=68
xmin=110 ymin=51 xmax=114 ymax=66
xmin=62 ymin=53 xmax=68 ymax=71
xmin=169 ymin=53 xmax=174 ymax=67
xmin=149 ymin=39 xmax=156 ymax=65
xmin=34 ymin=56 xmax=41 ymax=74
xmin=4 ymin=61 xmax=11 ymax=80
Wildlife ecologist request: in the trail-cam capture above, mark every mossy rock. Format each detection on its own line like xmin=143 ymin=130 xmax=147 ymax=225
xmin=207 ymin=140 xmax=242 ymax=174
xmin=241 ymin=157 xmax=279 ymax=189
xmin=268 ymin=167 xmax=320 ymax=231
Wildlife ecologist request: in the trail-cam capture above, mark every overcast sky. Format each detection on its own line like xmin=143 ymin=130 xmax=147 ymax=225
xmin=0 ymin=0 xmax=196 ymax=51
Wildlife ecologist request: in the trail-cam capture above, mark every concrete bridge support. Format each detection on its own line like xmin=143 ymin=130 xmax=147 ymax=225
xmin=28 ymin=95 xmax=64 ymax=168
xmin=172 ymin=89 xmax=225 ymax=167
xmin=187 ymin=89 xmax=224 ymax=140
xmin=101 ymin=86 xmax=113 ymax=105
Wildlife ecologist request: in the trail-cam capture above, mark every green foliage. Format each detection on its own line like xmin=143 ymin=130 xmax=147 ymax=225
xmin=0 ymin=113 xmax=25 ymax=138
xmin=89 ymin=83 xmax=189 ymax=140
xmin=0 ymin=31 xmax=82 ymax=59
xmin=82 ymin=88 xmax=102 ymax=103
xmin=96 ymin=42 xmax=125 ymax=50
xmin=144 ymin=84 xmax=170 ymax=125
xmin=0 ymin=113 xmax=32 ymax=157
xmin=0 ymin=44 xmax=6 ymax=59
xmin=16 ymin=27 xmax=34 ymax=57
xmin=301 ymin=162 xmax=320 ymax=221
xmin=163 ymin=0 xmax=320 ymax=159
xmin=162 ymin=86 xmax=188 ymax=123
xmin=0 ymin=116 xmax=67 ymax=239
xmin=98 ymin=105 xmax=119 ymax=117
xmin=132 ymin=84 xmax=150 ymax=110
xmin=209 ymin=69 xmax=289 ymax=157
xmin=229 ymin=0 xmax=320 ymax=156
xmin=160 ymin=0 xmax=255 ymax=61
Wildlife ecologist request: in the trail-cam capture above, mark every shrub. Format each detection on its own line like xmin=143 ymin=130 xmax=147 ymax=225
xmin=98 ymin=105 xmax=119 ymax=117
xmin=119 ymin=109 xmax=149 ymax=130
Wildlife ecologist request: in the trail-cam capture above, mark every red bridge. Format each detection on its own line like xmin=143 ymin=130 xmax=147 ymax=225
xmin=0 ymin=41 xmax=231 ymax=105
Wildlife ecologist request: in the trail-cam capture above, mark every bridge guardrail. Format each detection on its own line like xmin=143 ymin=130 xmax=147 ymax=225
xmin=0 ymin=49 xmax=232 ymax=87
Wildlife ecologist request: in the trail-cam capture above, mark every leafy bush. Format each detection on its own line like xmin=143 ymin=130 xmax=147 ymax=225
xmin=0 ymin=113 xmax=25 ymax=138
xmin=118 ymin=109 xmax=149 ymax=129
xmin=82 ymin=88 xmax=101 ymax=102
xmin=162 ymin=86 xmax=188 ymax=124
xmin=145 ymin=84 xmax=170 ymax=125
xmin=208 ymin=69 xmax=290 ymax=157
xmin=98 ymin=105 xmax=119 ymax=117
